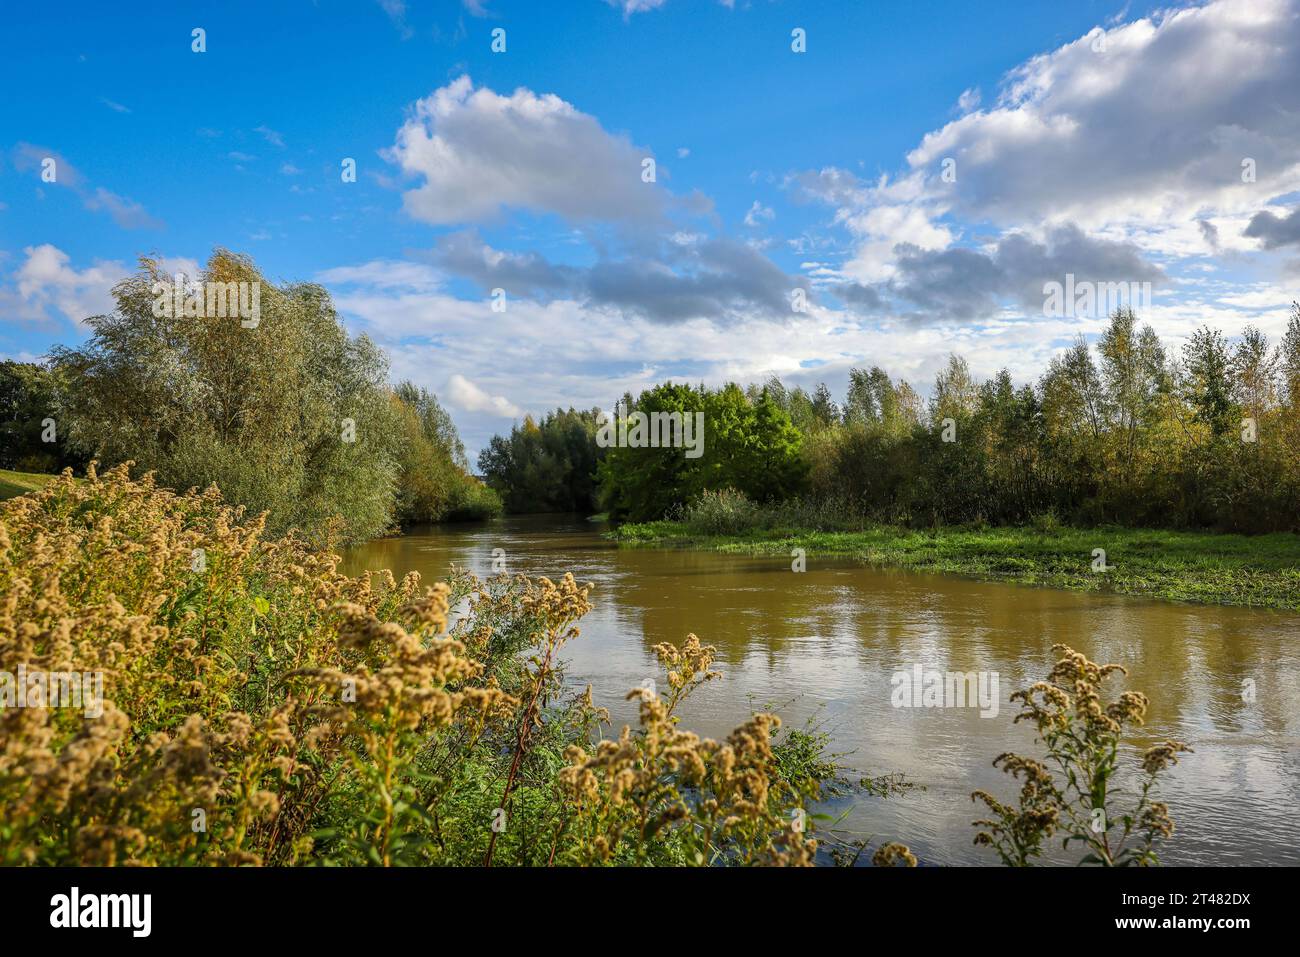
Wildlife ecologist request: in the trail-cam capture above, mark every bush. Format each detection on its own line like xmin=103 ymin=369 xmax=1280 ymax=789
xmin=682 ymin=488 xmax=761 ymax=534
xmin=679 ymin=490 xmax=861 ymax=536
xmin=444 ymin=477 xmax=503 ymax=521
xmin=598 ymin=382 xmax=807 ymax=522
xmin=0 ymin=465 xmax=834 ymax=866
xmin=1030 ymin=509 xmax=1061 ymax=534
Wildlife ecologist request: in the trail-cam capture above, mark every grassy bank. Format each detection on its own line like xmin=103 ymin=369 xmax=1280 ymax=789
xmin=612 ymin=519 xmax=1300 ymax=610
xmin=0 ymin=469 xmax=60 ymax=500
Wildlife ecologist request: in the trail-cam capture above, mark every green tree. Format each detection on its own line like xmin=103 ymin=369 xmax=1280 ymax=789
xmin=51 ymin=249 xmax=400 ymax=543
xmin=478 ymin=408 xmax=603 ymax=513
xmin=0 ymin=361 xmax=87 ymax=473
xmin=597 ymin=382 xmax=806 ymax=522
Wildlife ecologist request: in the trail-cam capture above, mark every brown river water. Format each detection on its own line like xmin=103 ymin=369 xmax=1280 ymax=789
xmin=343 ymin=514 xmax=1300 ymax=865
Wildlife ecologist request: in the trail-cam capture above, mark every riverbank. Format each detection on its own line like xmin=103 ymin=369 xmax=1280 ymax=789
xmin=610 ymin=520 xmax=1300 ymax=610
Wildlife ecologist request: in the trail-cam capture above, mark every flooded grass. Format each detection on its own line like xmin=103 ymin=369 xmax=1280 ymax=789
xmin=612 ymin=521 xmax=1300 ymax=610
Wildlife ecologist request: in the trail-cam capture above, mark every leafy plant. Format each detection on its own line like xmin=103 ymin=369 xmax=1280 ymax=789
xmin=971 ymin=644 xmax=1190 ymax=866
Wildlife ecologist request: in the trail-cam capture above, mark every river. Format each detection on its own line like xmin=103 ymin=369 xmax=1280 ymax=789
xmin=344 ymin=513 xmax=1300 ymax=865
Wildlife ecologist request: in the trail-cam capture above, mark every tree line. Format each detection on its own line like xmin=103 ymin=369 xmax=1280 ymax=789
xmin=481 ymin=304 xmax=1300 ymax=534
xmin=9 ymin=246 xmax=1298 ymax=537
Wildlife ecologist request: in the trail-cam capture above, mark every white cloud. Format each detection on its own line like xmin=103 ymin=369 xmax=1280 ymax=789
xmin=446 ymin=373 xmax=522 ymax=417
xmin=902 ymin=0 xmax=1300 ymax=236
xmin=607 ymin=0 xmax=669 ymax=15
xmin=318 ymin=259 xmax=442 ymax=291
xmin=744 ymin=200 xmax=774 ymax=227
xmin=384 ymin=76 xmax=682 ymax=226
xmin=955 ymin=87 xmax=980 ymax=113
xmin=10 ymin=244 xmax=129 ymax=324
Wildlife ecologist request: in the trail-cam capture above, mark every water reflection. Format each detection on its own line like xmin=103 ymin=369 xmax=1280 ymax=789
xmin=344 ymin=514 xmax=1300 ymax=865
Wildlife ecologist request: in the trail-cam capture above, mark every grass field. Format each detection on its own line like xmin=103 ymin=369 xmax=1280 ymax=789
xmin=612 ymin=519 xmax=1300 ymax=610
xmin=0 ymin=469 xmax=61 ymax=501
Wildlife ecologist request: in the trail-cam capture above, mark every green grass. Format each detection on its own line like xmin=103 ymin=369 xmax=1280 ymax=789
xmin=0 ymin=469 xmax=61 ymax=501
xmin=611 ymin=519 xmax=1300 ymax=610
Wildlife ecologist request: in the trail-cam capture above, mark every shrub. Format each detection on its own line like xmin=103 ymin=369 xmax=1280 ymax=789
xmin=0 ymin=465 xmax=834 ymax=866
xmin=682 ymin=488 xmax=761 ymax=535
xmin=1030 ymin=508 xmax=1061 ymax=534
xmin=971 ymin=644 xmax=1190 ymax=866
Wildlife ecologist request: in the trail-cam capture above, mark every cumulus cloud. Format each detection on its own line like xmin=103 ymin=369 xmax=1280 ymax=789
xmin=446 ymin=373 xmax=522 ymax=417
xmin=384 ymin=76 xmax=699 ymax=227
xmin=904 ymin=0 xmax=1300 ymax=230
xmin=6 ymin=244 xmax=129 ymax=324
xmin=426 ymin=230 xmax=806 ymax=323
xmin=431 ymin=231 xmax=576 ymax=296
xmin=792 ymin=0 xmax=1300 ymax=284
xmin=585 ymin=237 xmax=806 ymax=323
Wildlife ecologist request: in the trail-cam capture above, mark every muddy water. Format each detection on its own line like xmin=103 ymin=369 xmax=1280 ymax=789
xmin=344 ymin=514 xmax=1300 ymax=865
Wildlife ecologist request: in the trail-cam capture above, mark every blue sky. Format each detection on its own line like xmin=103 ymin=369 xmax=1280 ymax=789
xmin=3 ymin=0 xmax=1299 ymax=460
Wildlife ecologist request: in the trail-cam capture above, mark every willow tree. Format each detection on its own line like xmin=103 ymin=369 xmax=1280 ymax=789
xmin=52 ymin=249 xmax=399 ymax=543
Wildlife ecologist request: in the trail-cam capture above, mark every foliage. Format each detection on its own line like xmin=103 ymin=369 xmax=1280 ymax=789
xmin=50 ymin=250 xmax=400 ymax=544
xmin=970 ymin=645 xmax=1190 ymax=866
xmin=597 ymin=382 xmax=807 ymax=523
xmin=0 ymin=465 xmax=840 ymax=866
xmin=391 ymin=382 xmax=501 ymax=523
xmin=758 ymin=305 xmax=1300 ymax=533
xmin=477 ymin=408 xmax=604 ymax=514
xmin=0 ymin=361 xmax=87 ymax=474
xmin=680 ymin=488 xmax=761 ymax=535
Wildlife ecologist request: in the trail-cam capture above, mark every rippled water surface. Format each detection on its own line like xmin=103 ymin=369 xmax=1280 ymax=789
xmin=345 ymin=514 xmax=1300 ymax=865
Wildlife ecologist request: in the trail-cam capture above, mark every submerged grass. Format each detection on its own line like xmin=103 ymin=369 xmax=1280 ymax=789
xmin=612 ymin=519 xmax=1300 ymax=610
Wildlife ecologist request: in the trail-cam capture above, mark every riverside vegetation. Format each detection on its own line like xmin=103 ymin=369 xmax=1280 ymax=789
xmin=7 ymin=250 xmax=1299 ymax=600
xmin=0 ymin=248 xmax=1212 ymax=863
xmin=1 ymin=250 xmax=499 ymax=544
xmin=614 ymin=488 xmax=1300 ymax=609
xmin=0 ymin=465 xmax=1188 ymax=866
xmin=485 ymin=304 xmax=1300 ymax=534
